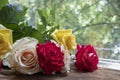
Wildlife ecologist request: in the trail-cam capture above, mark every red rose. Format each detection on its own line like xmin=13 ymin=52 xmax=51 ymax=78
xmin=75 ymin=44 xmax=99 ymax=72
xmin=36 ymin=41 xmax=64 ymax=75
xmin=0 ymin=61 xmax=2 ymax=71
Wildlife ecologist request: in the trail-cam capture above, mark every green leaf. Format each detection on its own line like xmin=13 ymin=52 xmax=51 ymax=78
xmin=37 ymin=8 xmax=50 ymax=26
xmin=13 ymin=26 xmax=43 ymax=43
xmin=37 ymin=6 xmax=56 ymax=26
xmin=37 ymin=24 xmax=46 ymax=33
xmin=13 ymin=27 xmax=23 ymax=42
xmin=22 ymin=26 xmax=44 ymax=43
xmin=0 ymin=3 xmax=26 ymax=29
xmin=0 ymin=0 xmax=8 ymax=9
xmin=30 ymin=29 xmax=44 ymax=43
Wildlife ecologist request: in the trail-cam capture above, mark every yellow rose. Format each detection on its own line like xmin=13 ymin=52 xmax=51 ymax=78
xmin=0 ymin=29 xmax=13 ymax=59
xmin=51 ymin=29 xmax=76 ymax=51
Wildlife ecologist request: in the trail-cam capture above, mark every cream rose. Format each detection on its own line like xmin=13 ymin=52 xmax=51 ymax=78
xmin=0 ymin=28 xmax=13 ymax=60
xmin=5 ymin=37 xmax=41 ymax=75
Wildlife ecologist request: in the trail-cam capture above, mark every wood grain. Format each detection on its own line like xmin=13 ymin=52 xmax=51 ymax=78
xmin=0 ymin=67 xmax=120 ymax=80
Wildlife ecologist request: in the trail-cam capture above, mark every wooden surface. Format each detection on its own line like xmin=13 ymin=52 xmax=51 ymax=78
xmin=0 ymin=67 xmax=120 ymax=80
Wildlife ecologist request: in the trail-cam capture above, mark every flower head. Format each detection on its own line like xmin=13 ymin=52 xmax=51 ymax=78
xmin=5 ymin=37 xmax=41 ymax=75
xmin=36 ymin=41 xmax=64 ymax=75
xmin=0 ymin=28 xmax=13 ymax=59
xmin=75 ymin=44 xmax=99 ymax=72
xmin=51 ymin=29 xmax=76 ymax=51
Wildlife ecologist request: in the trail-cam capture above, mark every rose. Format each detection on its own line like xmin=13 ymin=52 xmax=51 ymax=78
xmin=50 ymin=40 xmax=71 ymax=73
xmin=36 ymin=41 xmax=64 ymax=75
xmin=50 ymin=40 xmax=71 ymax=74
xmin=5 ymin=37 xmax=41 ymax=75
xmin=0 ymin=62 xmax=1 ymax=70
xmin=51 ymin=29 xmax=76 ymax=51
xmin=0 ymin=28 xmax=13 ymax=59
xmin=75 ymin=44 xmax=99 ymax=72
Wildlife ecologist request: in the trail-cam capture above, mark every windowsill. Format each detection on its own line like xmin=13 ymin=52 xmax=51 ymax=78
xmin=0 ymin=67 xmax=120 ymax=80
xmin=0 ymin=57 xmax=120 ymax=80
xmin=99 ymin=58 xmax=120 ymax=70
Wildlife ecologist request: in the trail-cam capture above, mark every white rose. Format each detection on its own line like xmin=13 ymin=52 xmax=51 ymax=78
xmin=61 ymin=49 xmax=71 ymax=73
xmin=4 ymin=37 xmax=41 ymax=75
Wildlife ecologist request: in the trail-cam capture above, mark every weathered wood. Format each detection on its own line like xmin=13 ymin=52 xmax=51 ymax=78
xmin=0 ymin=67 xmax=120 ymax=80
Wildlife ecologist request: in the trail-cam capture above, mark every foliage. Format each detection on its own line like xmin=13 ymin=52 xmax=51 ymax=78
xmin=0 ymin=0 xmax=8 ymax=9
xmin=0 ymin=0 xmax=58 ymax=43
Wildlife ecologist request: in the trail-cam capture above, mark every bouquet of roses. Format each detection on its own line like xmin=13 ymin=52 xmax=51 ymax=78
xmin=0 ymin=27 xmax=98 ymax=75
xmin=0 ymin=3 xmax=99 ymax=75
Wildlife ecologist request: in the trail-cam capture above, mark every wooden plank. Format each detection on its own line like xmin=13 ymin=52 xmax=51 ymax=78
xmin=0 ymin=67 xmax=120 ymax=80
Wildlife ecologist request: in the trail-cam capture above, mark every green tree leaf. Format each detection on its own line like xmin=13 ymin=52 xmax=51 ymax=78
xmin=13 ymin=26 xmax=43 ymax=43
xmin=0 ymin=3 xmax=26 ymax=29
xmin=37 ymin=8 xmax=49 ymax=27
